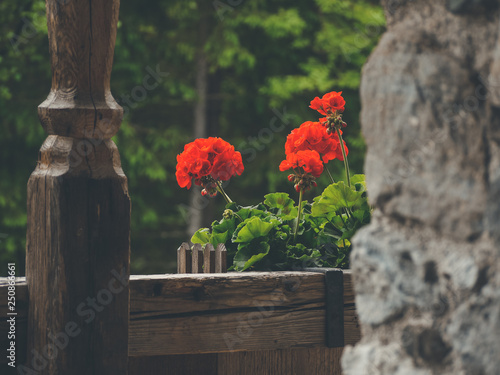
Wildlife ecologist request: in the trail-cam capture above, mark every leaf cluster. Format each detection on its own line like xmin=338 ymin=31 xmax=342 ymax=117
xmin=192 ymin=174 xmax=371 ymax=271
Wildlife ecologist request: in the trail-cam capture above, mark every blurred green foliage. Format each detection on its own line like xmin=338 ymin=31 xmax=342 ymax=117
xmin=0 ymin=0 xmax=384 ymax=276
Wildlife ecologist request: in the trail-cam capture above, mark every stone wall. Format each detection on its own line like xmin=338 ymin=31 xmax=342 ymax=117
xmin=342 ymin=1 xmax=500 ymax=374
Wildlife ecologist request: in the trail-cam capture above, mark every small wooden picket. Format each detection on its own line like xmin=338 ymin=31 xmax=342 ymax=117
xmin=177 ymin=243 xmax=227 ymax=274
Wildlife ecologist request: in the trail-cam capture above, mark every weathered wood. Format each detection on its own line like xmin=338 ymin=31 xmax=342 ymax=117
xmin=177 ymin=242 xmax=190 ymax=273
xmin=129 ymin=272 xmax=326 ymax=356
xmin=342 ymin=271 xmax=361 ymax=345
xmin=1 ymin=271 xmax=360 ymax=364
xmin=290 ymin=347 xmax=344 ymax=375
xmin=215 ymin=244 xmax=227 ymax=273
xmin=129 ymin=354 xmax=217 ymax=375
xmin=217 ymin=347 xmax=344 ymax=375
xmin=129 ymin=272 xmax=323 ymax=318
xmin=24 ymin=1 xmax=129 ymax=374
xmin=178 ymin=243 xmax=227 ymax=274
xmin=304 ymin=268 xmax=345 ymax=347
xmin=192 ymin=244 xmax=203 ymax=273
xmin=204 ymin=243 xmax=216 ymax=273
xmin=217 ymin=350 xmax=294 ymax=375
xmin=128 ymin=348 xmax=343 ymax=375
xmin=38 ymin=0 xmax=123 ymax=139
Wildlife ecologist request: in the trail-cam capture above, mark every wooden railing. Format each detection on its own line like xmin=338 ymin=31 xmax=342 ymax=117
xmin=1 ymin=272 xmax=359 ymax=373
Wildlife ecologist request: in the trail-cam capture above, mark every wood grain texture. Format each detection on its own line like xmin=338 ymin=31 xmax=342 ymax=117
xmin=178 ymin=243 xmax=227 ymax=274
xmin=129 ymin=272 xmax=326 ymax=356
xmin=25 ymin=1 xmax=129 ymax=373
xmin=203 ymin=243 xmax=215 ymax=273
xmin=26 ymin=139 xmax=130 ymax=375
xmin=128 ymin=348 xmax=344 ymax=375
xmin=342 ymin=271 xmax=361 ymax=345
xmin=1 ymin=271 xmax=360 ymax=367
xmin=303 ymin=268 xmax=345 ymax=347
xmin=192 ymin=243 xmax=203 ymax=273
xmin=215 ymin=244 xmax=227 ymax=273
xmin=38 ymin=0 xmax=123 ymax=139
xmin=129 ymin=354 xmax=218 ymax=375
xmin=218 ymin=347 xmax=344 ymax=375
xmin=177 ymin=243 xmax=191 ymax=273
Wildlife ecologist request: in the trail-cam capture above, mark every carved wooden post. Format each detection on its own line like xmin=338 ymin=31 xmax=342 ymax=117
xmin=25 ymin=0 xmax=129 ymax=374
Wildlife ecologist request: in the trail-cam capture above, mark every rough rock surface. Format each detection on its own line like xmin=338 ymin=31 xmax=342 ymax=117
xmin=342 ymin=1 xmax=500 ymax=374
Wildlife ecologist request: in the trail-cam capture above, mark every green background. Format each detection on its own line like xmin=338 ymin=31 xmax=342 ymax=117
xmin=0 ymin=0 xmax=384 ymax=276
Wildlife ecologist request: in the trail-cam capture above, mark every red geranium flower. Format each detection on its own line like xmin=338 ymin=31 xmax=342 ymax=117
xmin=285 ymin=121 xmax=348 ymax=163
xmin=175 ymin=137 xmax=244 ymax=190
xmin=279 ymin=150 xmax=324 ymax=178
xmin=310 ymin=91 xmax=345 ymax=116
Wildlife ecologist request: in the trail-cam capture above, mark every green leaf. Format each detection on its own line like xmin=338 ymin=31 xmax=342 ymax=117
xmin=321 ymin=221 xmax=343 ymax=239
xmin=264 ymin=192 xmax=294 ymax=211
xmin=264 ymin=192 xmax=298 ymax=220
xmin=191 ymin=228 xmax=211 ymax=244
xmin=233 ymin=216 xmax=274 ymax=243
xmin=352 ymin=201 xmax=372 ymax=225
xmin=311 ymin=181 xmax=363 ymax=217
xmin=213 ymin=218 xmax=237 ymax=235
xmin=236 ymin=207 xmax=266 ymax=221
xmin=233 ymin=241 xmax=271 ymax=271
xmin=211 ymin=231 xmax=230 ymax=247
xmin=350 ymin=174 xmax=367 ymax=192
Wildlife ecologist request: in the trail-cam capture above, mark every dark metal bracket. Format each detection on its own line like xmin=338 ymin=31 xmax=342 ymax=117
xmin=303 ymin=268 xmax=344 ymax=348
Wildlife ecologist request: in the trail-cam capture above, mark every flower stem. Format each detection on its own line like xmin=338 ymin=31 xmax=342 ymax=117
xmin=325 ymin=167 xmax=335 ymax=184
xmin=336 ymin=129 xmax=351 ymax=188
xmin=216 ymin=181 xmax=233 ymax=204
xmin=293 ymin=189 xmax=304 ymax=242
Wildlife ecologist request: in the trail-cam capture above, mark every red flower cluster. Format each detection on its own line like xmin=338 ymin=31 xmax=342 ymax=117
xmin=285 ymin=121 xmax=348 ymax=163
xmin=279 ymin=150 xmax=324 ymax=178
xmin=310 ymin=91 xmax=345 ymax=116
xmin=280 ymin=90 xmax=350 ymax=192
xmin=176 ymin=137 xmax=244 ymax=190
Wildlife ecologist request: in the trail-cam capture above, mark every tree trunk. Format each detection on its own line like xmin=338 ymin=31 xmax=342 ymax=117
xmin=187 ymin=15 xmax=209 ymax=239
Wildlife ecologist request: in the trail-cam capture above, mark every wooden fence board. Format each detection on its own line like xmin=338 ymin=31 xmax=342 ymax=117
xmin=129 ymin=272 xmax=324 ymax=316
xmin=130 ymin=303 xmax=325 ymax=356
xmin=129 ymin=272 xmax=326 ymax=356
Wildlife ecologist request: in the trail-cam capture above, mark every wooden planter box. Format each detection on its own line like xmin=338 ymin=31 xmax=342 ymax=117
xmin=1 ymin=270 xmax=359 ymax=374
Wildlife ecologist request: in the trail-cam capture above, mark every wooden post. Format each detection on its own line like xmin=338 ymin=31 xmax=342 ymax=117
xmin=25 ymin=0 xmax=130 ymax=374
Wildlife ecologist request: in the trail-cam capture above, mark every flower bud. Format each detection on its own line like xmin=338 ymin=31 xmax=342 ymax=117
xmin=201 ymin=189 xmax=208 ymax=196
xmin=295 ymin=184 xmax=301 ymax=192
xmin=288 ymin=174 xmax=295 ymax=182
xmin=223 ymin=209 xmax=234 ymax=220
